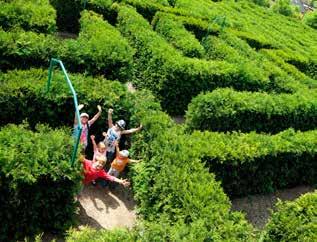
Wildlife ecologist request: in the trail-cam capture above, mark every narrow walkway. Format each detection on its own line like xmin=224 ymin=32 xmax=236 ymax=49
xmin=77 ymin=184 xmax=136 ymax=229
xmin=231 ymin=185 xmax=314 ymax=228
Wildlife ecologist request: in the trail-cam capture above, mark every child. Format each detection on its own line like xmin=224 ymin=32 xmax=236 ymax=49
xmin=81 ymin=155 xmax=130 ymax=187
xmin=103 ymin=108 xmax=142 ymax=162
xmin=73 ymin=104 xmax=102 ymax=149
xmin=108 ymin=142 xmax=140 ymax=178
xmin=90 ymin=135 xmax=107 ymax=163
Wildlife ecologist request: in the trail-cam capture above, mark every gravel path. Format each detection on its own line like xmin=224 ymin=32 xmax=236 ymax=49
xmin=231 ymin=185 xmax=314 ymax=228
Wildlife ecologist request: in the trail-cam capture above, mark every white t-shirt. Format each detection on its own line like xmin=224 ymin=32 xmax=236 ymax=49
xmin=104 ymin=127 xmax=121 ymax=152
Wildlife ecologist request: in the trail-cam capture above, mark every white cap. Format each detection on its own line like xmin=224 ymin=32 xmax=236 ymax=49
xmin=80 ymin=113 xmax=89 ymax=118
xmin=119 ymin=150 xmax=129 ymax=158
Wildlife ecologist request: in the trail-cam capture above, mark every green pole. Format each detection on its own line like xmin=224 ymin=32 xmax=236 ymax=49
xmin=46 ymin=58 xmax=82 ymax=166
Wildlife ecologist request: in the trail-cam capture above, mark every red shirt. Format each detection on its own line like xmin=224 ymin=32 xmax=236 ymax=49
xmin=83 ymin=159 xmax=115 ymax=185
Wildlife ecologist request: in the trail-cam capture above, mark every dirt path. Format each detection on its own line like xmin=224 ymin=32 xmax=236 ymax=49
xmin=231 ymin=185 xmax=314 ymax=229
xmin=77 ymin=184 xmax=137 ymax=230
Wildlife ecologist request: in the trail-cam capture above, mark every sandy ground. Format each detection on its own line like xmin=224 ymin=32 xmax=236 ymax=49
xmin=42 ymin=184 xmax=136 ymax=242
xmin=231 ymin=185 xmax=315 ymax=229
xmin=77 ymin=184 xmax=136 ymax=229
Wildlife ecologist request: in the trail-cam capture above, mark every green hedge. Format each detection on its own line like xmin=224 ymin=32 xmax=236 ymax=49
xmin=186 ymin=88 xmax=317 ymax=133
xmin=117 ymin=5 xmax=288 ymax=114
xmin=153 ymin=12 xmax=205 ymax=58
xmin=0 ymin=68 xmax=132 ymax=131
xmin=0 ymin=28 xmax=60 ymax=70
xmin=202 ymin=34 xmax=308 ymax=92
xmin=187 ymin=129 xmax=317 ymax=197
xmin=0 ymin=0 xmax=56 ymax=33
xmin=85 ymin=0 xmax=117 ymax=24
xmin=61 ymin=10 xmax=134 ymax=80
xmin=0 ymin=10 xmax=134 ymax=80
xmin=128 ymin=90 xmax=254 ymax=240
xmin=0 ymin=124 xmax=82 ymax=241
xmin=262 ymin=191 xmax=317 ymax=241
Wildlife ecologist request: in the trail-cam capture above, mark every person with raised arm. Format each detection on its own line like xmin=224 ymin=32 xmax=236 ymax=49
xmin=73 ymin=104 xmax=102 ymax=149
xmin=102 ymin=108 xmax=142 ymax=162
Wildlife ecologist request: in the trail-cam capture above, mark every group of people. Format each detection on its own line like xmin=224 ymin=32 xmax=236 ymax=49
xmin=74 ymin=104 xmax=142 ymax=190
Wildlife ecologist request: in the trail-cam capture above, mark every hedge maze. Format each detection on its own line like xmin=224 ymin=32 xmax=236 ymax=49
xmin=0 ymin=0 xmax=316 ymax=241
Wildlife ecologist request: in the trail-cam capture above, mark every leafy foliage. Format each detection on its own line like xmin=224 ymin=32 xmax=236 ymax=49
xmin=187 ymin=129 xmax=317 ymax=197
xmin=186 ymin=88 xmax=317 ymax=133
xmin=0 ymin=10 xmax=134 ymax=80
xmin=262 ymin=191 xmax=317 ymax=241
xmin=272 ymin=0 xmax=299 ymax=18
xmin=303 ymin=10 xmax=317 ymax=29
xmin=153 ymin=12 xmax=205 ymax=58
xmin=0 ymin=0 xmax=56 ymax=33
xmin=0 ymin=124 xmax=82 ymax=241
xmin=0 ymin=68 xmax=132 ymax=131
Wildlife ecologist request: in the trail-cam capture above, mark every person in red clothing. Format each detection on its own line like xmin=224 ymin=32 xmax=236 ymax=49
xmin=81 ymin=155 xmax=130 ymax=187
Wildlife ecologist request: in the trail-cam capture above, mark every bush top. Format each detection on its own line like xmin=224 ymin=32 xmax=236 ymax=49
xmin=0 ymin=124 xmax=82 ymax=185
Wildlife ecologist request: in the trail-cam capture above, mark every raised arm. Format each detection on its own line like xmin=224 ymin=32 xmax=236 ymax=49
xmin=90 ymin=135 xmax=97 ymax=151
xmin=108 ymin=108 xmax=114 ymax=128
xmin=121 ymin=124 xmax=143 ymax=135
xmin=88 ymin=105 xmax=102 ymax=126
xmin=74 ymin=104 xmax=84 ymax=125
xmin=115 ymin=141 xmax=120 ymax=154
xmin=113 ymin=178 xmax=130 ymax=187
xmin=129 ymin=159 xmax=140 ymax=164
xmin=101 ymin=172 xmax=130 ymax=187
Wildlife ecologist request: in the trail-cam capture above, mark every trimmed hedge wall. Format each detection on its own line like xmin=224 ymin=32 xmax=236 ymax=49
xmin=0 ymin=10 xmax=134 ymax=80
xmin=0 ymin=124 xmax=82 ymax=241
xmin=262 ymin=191 xmax=317 ymax=241
xmin=153 ymin=12 xmax=205 ymax=58
xmin=116 ymin=5 xmax=294 ymax=114
xmin=61 ymin=10 xmax=134 ymax=80
xmin=0 ymin=68 xmax=132 ymax=132
xmin=185 ymin=88 xmax=317 ymax=133
xmin=187 ymin=129 xmax=317 ymax=197
xmin=0 ymin=0 xmax=56 ymax=33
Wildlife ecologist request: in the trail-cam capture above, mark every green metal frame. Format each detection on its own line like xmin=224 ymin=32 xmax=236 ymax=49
xmin=46 ymin=58 xmax=82 ymax=166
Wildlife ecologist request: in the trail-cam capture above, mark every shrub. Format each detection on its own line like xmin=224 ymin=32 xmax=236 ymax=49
xmin=85 ymin=0 xmax=117 ymax=24
xmin=128 ymin=90 xmax=254 ymax=240
xmin=0 ymin=0 xmax=56 ymax=33
xmin=117 ymin=5 xmax=288 ymax=114
xmin=262 ymin=191 xmax=317 ymax=241
xmin=0 ymin=123 xmax=82 ymax=241
xmin=272 ymin=0 xmax=299 ymax=17
xmin=0 ymin=68 xmax=132 ymax=133
xmin=187 ymin=129 xmax=317 ymax=197
xmin=185 ymin=88 xmax=317 ymax=133
xmin=153 ymin=12 xmax=205 ymax=58
xmin=0 ymin=28 xmax=60 ymax=70
xmin=61 ymin=10 xmax=134 ymax=80
xmin=0 ymin=10 xmax=134 ymax=80
xmin=303 ymin=10 xmax=317 ymax=30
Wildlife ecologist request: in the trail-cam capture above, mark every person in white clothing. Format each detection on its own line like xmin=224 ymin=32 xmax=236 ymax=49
xmin=102 ymin=108 xmax=142 ymax=163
